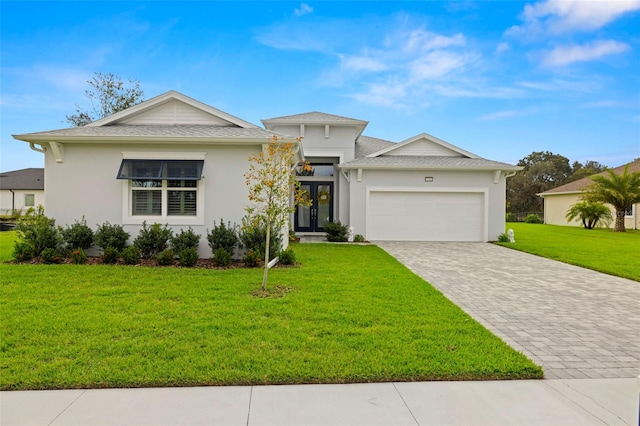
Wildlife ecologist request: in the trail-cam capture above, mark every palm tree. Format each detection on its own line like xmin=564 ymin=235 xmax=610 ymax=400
xmin=582 ymin=165 xmax=640 ymax=232
xmin=565 ymin=201 xmax=612 ymax=229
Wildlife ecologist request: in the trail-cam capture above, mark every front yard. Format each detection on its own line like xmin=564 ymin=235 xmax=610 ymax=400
xmin=0 ymin=231 xmax=542 ymax=390
xmin=497 ymin=223 xmax=640 ymax=282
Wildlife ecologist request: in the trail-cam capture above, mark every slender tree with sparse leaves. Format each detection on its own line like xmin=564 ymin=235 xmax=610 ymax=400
xmin=244 ymin=136 xmax=310 ymax=292
xmin=581 ymin=165 xmax=640 ymax=232
xmin=66 ymin=72 xmax=144 ymax=127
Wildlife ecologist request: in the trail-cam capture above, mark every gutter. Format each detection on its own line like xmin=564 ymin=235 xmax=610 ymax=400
xmin=29 ymin=143 xmax=46 ymax=153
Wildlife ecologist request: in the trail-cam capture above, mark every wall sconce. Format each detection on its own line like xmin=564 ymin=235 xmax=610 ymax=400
xmin=424 ymin=177 xmax=434 ymax=182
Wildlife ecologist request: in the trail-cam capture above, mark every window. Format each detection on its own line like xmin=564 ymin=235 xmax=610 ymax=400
xmin=24 ymin=194 xmax=35 ymax=207
xmin=624 ymin=205 xmax=633 ymax=217
xmin=117 ymin=160 xmax=203 ymax=219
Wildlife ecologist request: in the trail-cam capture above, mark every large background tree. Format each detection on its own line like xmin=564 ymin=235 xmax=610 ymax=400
xmin=66 ymin=72 xmax=144 ymax=127
xmin=507 ymin=151 xmax=608 ymax=214
xmin=582 ymin=165 xmax=640 ymax=232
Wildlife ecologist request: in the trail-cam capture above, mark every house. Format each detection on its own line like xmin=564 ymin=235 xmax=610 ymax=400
xmin=0 ymin=168 xmax=45 ymax=215
xmin=538 ymin=159 xmax=640 ymax=230
xmin=13 ymin=91 xmax=520 ymax=256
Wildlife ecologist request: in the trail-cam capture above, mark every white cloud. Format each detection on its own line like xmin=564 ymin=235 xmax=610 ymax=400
xmin=294 ymin=3 xmax=313 ymax=17
xmin=340 ymin=55 xmax=388 ymax=72
xmin=495 ymin=42 xmax=510 ymax=54
xmin=508 ymin=0 xmax=640 ymax=36
xmin=403 ymin=29 xmax=466 ymax=52
xmin=478 ymin=110 xmax=526 ymax=121
xmin=409 ymin=51 xmax=474 ymax=81
xmin=542 ymin=40 xmax=630 ymax=66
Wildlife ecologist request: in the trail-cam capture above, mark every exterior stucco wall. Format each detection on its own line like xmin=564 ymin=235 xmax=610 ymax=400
xmin=347 ymin=168 xmax=507 ymax=241
xmin=44 ymin=142 xmax=261 ymax=257
xmin=271 ymin=124 xmax=357 ymax=162
xmin=0 ymin=189 xmax=45 ymax=215
xmin=543 ymin=193 xmax=639 ymax=229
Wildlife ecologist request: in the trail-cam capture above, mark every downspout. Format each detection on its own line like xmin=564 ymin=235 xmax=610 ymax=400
xmin=9 ymin=189 xmax=15 ymax=212
xmin=29 ymin=143 xmax=45 ymax=154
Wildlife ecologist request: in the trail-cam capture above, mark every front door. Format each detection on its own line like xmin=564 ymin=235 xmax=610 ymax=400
xmin=295 ymin=182 xmax=333 ymax=232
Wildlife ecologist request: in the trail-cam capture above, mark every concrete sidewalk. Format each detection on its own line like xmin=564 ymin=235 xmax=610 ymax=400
xmin=2 ymin=378 xmax=638 ymax=425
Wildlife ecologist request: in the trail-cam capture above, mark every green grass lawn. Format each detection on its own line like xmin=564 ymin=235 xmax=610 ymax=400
xmin=0 ymin=231 xmax=541 ymax=390
xmin=498 ymin=223 xmax=640 ymax=281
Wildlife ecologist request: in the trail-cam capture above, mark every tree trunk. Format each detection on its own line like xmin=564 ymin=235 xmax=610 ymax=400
xmin=614 ymin=209 xmax=626 ymax=232
xmin=262 ymin=220 xmax=271 ymax=291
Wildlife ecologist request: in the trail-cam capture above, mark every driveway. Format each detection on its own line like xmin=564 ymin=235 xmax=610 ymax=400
xmin=375 ymin=241 xmax=640 ymax=380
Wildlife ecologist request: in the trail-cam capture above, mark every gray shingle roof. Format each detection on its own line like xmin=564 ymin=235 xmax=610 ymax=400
xmin=340 ymin=155 xmax=521 ymax=171
xmin=14 ymin=125 xmax=281 ymax=140
xmin=0 ymin=168 xmax=44 ymax=190
xmin=355 ymin=136 xmax=396 ymax=158
xmin=539 ymin=158 xmax=640 ymax=195
xmin=263 ymin=111 xmax=367 ymax=124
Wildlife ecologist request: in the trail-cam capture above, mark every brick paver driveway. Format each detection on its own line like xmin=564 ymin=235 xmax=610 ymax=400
xmin=376 ymin=241 xmax=640 ymax=379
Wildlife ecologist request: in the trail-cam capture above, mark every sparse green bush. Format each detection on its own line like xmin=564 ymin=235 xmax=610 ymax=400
xmin=238 ymin=217 xmax=280 ymax=261
xmin=12 ymin=241 xmax=34 ymax=262
xmin=94 ymin=222 xmax=130 ymax=252
xmin=353 ymin=234 xmax=365 ymax=243
xmin=207 ymin=219 xmax=238 ymax=255
xmin=496 ymin=233 xmax=510 ymax=243
xmin=179 ymin=247 xmax=199 ymax=267
xmin=101 ymin=246 xmax=119 ymax=264
xmin=70 ymin=248 xmax=88 ymax=264
xmin=134 ymin=221 xmax=173 ymax=259
xmin=171 ymin=227 xmax=201 ymax=253
xmin=525 ymin=213 xmax=543 ymax=224
xmin=243 ymin=249 xmax=261 ymax=267
xmin=41 ymin=247 xmax=62 ymax=264
xmin=278 ymin=247 xmax=296 ymax=265
xmin=15 ymin=206 xmax=61 ymax=256
xmin=155 ymin=249 xmax=174 ymax=266
xmin=62 ymin=217 xmax=94 ymax=250
xmin=505 ymin=212 xmax=516 ymax=222
xmin=121 ymin=246 xmax=140 ymax=265
xmin=213 ymin=247 xmax=232 ymax=267
xmin=324 ymin=221 xmax=348 ymax=242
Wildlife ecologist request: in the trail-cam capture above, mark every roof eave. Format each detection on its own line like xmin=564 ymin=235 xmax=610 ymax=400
xmin=339 ymin=163 xmax=523 ymax=172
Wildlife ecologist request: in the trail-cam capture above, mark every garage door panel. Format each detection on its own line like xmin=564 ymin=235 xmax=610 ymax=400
xmin=368 ymin=191 xmax=484 ymax=241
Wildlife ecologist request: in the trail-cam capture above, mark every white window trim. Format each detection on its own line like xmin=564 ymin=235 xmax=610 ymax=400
xmin=121 ymin=152 xmax=206 ymax=226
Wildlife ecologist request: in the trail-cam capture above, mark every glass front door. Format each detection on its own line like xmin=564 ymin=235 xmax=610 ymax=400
xmin=295 ymin=182 xmax=333 ymax=232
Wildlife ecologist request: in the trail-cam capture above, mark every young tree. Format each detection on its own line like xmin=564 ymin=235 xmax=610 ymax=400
xmin=66 ymin=72 xmax=144 ymax=126
xmin=565 ymin=201 xmax=613 ymax=229
xmin=244 ymin=136 xmax=309 ymax=291
xmin=582 ymin=165 xmax=640 ymax=232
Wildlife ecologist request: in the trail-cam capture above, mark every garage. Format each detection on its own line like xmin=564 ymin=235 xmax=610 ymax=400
xmin=367 ymin=190 xmax=485 ymax=241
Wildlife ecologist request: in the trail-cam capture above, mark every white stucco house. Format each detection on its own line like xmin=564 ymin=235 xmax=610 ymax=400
xmin=0 ymin=168 xmax=45 ymax=216
xmin=13 ymin=91 xmax=520 ymax=256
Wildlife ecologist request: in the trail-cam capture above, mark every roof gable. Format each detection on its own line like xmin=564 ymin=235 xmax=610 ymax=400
xmin=262 ymin=111 xmax=367 ymax=125
xmin=87 ymin=91 xmax=259 ymax=128
xmin=367 ymin=132 xmax=479 ymax=159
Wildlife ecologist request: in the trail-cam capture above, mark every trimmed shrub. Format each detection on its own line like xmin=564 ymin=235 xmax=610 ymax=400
xmin=171 ymin=227 xmax=201 ymax=253
xmin=353 ymin=234 xmax=365 ymax=243
xmin=101 ymin=246 xmax=119 ymax=264
xmin=179 ymin=247 xmax=199 ymax=267
xmin=213 ymin=247 xmax=232 ymax=267
xmin=238 ymin=217 xmax=280 ymax=262
xmin=70 ymin=248 xmax=88 ymax=264
xmin=15 ymin=206 xmax=61 ymax=256
xmin=207 ymin=219 xmax=238 ymax=255
xmin=62 ymin=217 xmax=94 ymax=250
xmin=156 ymin=249 xmax=174 ymax=266
xmin=324 ymin=221 xmax=348 ymax=242
xmin=41 ymin=247 xmax=62 ymax=264
xmin=134 ymin=221 xmax=173 ymax=259
xmin=121 ymin=246 xmax=140 ymax=265
xmin=243 ymin=249 xmax=261 ymax=267
xmin=496 ymin=233 xmax=510 ymax=243
xmin=278 ymin=247 xmax=296 ymax=265
xmin=12 ymin=241 xmax=35 ymax=262
xmin=525 ymin=213 xmax=543 ymax=224
xmin=95 ymin=222 xmax=130 ymax=252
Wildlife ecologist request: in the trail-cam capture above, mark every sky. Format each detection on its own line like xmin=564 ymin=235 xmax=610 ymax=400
xmin=1 ymin=0 xmax=639 ymax=172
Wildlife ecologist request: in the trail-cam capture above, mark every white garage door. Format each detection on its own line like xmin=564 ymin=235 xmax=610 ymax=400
xmin=368 ymin=191 xmax=485 ymax=241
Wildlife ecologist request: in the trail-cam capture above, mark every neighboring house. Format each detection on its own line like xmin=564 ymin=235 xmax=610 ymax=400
xmin=0 ymin=168 xmax=44 ymax=215
xmin=13 ymin=91 xmax=520 ymax=256
xmin=538 ymin=159 xmax=640 ymax=230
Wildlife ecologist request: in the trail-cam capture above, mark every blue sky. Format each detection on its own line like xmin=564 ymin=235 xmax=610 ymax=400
xmin=1 ymin=1 xmax=639 ymax=172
